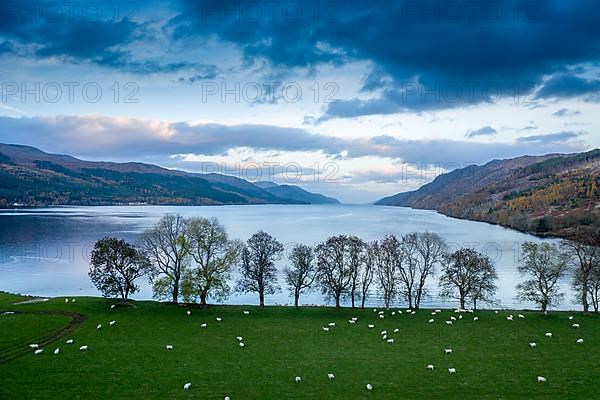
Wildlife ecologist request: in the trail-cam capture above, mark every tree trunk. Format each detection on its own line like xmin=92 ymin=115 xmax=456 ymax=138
xmin=351 ymin=292 xmax=356 ymax=309
xmin=335 ymin=294 xmax=341 ymax=308
xmin=259 ymin=291 xmax=265 ymax=307
xmin=172 ymin=281 xmax=179 ymax=303
xmin=361 ymin=295 xmax=366 ymax=309
xmin=200 ymin=292 xmax=207 ymax=306
xmin=582 ymin=281 xmax=589 ymax=313
xmin=294 ymin=291 xmax=300 ymax=308
xmin=459 ymin=297 xmax=465 ymax=310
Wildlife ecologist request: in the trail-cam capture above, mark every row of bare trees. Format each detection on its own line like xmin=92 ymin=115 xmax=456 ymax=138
xmin=88 ymin=214 xmax=600 ymax=313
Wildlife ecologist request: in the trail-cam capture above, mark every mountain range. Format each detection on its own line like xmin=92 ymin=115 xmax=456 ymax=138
xmin=377 ymin=149 xmax=600 ymax=238
xmin=0 ymin=143 xmax=340 ymax=207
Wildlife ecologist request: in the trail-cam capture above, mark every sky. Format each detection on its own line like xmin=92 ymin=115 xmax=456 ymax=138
xmin=0 ymin=0 xmax=599 ymax=203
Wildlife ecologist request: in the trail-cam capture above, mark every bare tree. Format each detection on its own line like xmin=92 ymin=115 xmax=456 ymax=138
xmin=284 ymin=244 xmax=316 ymax=307
xmin=181 ymin=217 xmax=241 ymax=306
xmin=562 ymin=231 xmax=600 ymax=313
xmin=398 ymin=233 xmax=419 ymax=308
xmin=373 ymin=235 xmax=402 ymax=308
xmin=516 ymin=241 xmax=570 ymax=314
xmin=140 ymin=214 xmax=190 ymax=303
xmin=235 ymin=231 xmax=283 ymax=307
xmin=414 ymin=231 xmax=447 ymax=308
xmin=89 ymin=237 xmax=151 ymax=301
xmin=348 ymin=236 xmax=366 ymax=308
xmin=359 ymin=242 xmax=376 ymax=308
xmin=439 ymin=248 xmax=497 ymax=310
xmin=587 ymin=264 xmax=600 ymax=312
xmin=315 ymin=235 xmax=355 ymax=308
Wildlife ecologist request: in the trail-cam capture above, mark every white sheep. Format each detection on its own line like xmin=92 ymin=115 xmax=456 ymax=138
xmin=66 ymin=339 xmax=74 ymax=344
xmin=444 ymin=348 xmax=453 ymax=354
xmin=187 ymin=310 xmax=191 ymax=316
xmin=445 ymin=321 xmax=453 ymax=325
xmin=518 ymin=314 xmax=525 ymax=319
xmin=458 ymin=315 xmax=463 ymax=320
xmin=506 ymin=315 xmax=513 ymax=321
xmin=201 ymin=323 xmax=207 ymax=328
xmin=387 ymin=338 xmax=394 ymax=344
xmin=427 ymin=364 xmax=434 ymax=370
xmin=545 ymin=332 xmax=552 ymax=338
xmin=568 ymin=316 xmax=573 ymax=320
xmin=236 ymin=336 xmax=243 ymax=341
xmin=29 ymin=344 xmax=39 ymax=349
xmin=366 ymin=383 xmax=373 ymax=391
xmin=406 ymin=309 xmax=412 ymax=313
xmin=473 ymin=317 xmax=479 ymax=321
xmin=537 ymin=376 xmax=546 ymax=383
xmin=348 ymin=320 xmax=356 ymax=324
xmin=435 ymin=309 xmax=441 ymax=313
xmin=494 ymin=310 xmax=499 ymax=314
xmin=411 ymin=311 xmax=416 ymax=315
xmin=352 ymin=317 xmax=358 ymax=321
xmin=216 ymin=317 xmax=222 ymax=322
xmin=110 ymin=304 xmax=116 ymax=309
xmin=391 ymin=311 xmax=396 ymax=316
xmin=393 ymin=328 xmax=399 ymax=333
xmin=328 ymin=373 xmax=335 ymax=381
xmin=65 ymin=298 xmax=69 ymax=303
xmin=379 ymin=315 xmax=385 ymax=319
xmin=398 ymin=310 xmax=403 ymax=314
xmin=322 ymin=327 xmax=330 ymax=332
xmin=576 ymin=338 xmax=584 ymax=344
xmin=328 ymin=322 xmax=336 ymax=327
xmin=450 ymin=316 xmax=456 ymax=321
xmin=79 ymin=345 xmax=88 ymax=351
xmin=72 ymin=299 xmax=76 ymax=303
xmin=428 ymin=319 xmax=435 ymax=323
xmin=572 ymin=323 xmax=580 ymax=328
xmin=431 ymin=312 xmax=436 ymax=316
xmin=529 ymin=342 xmax=536 ymax=348
xmin=239 ymin=342 xmax=245 ymax=348
xmin=448 ymin=368 xmax=456 ymax=374
xmin=109 ymin=320 xmax=116 ymax=326
xmin=224 ymin=397 xmax=230 ymax=400
xmin=166 ymin=345 xmax=174 ymax=350
xmin=380 ymin=330 xmax=387 ymax=335
xmin=295 ymin=376 xmax=302 ymax=383
xmin=243 ymin=310 xmax=250 ymax=315
xmin=368 ymin=324 xmax=375 ymax=329
xmin=378 ymin=311 xmax=384 ymax=315
xmin=96 ymin=324 xmax=102 ymax=330
xmin=53 ymin=348 xmax=60 ymax=355
xmin=382 ymin=335 xmax=387 ymax=340
xmin=183 ymin=382 xmax=191 ymax=390
xmin=34 ymin=349 xmax=43 ymax=355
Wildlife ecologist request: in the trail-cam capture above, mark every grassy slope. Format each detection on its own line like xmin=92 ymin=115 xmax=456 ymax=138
xmin=0 ymin=293 xmax=598 ymax=400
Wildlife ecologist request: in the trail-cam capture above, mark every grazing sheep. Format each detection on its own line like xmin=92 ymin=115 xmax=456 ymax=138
xmin=239 ymin=342 xmax=245 ymax=348
xmin=537 ymin=376 xmax=546 ymax=383
xmin=295 ymin=376 xmax=302 ymax=383
xmin=458 ymin=315 xmax=463 ymax=320
xmin=494 ymin=310 xmax=499 ymax=314
xmin=66 ymin=339 xmax=74 ymax=344
xmin=545 ymin=332 xmax=552 ymax=338
xmin=427 ymin=364 xmax=434 ymax=370
xmin=322 ymin=327 xmax=330 ymax=332
xmin=568 ymin=316 xmax=573 ymax=320
xmin=387 ymin=338 xmax=394 ymax=344
xmin=445 ymin=321 xmax=453 ymax=325
xmin=53 ymin=348 xmax=60 ymax=355
xmin=96 ymin=324 xmax=102 ymax=330
xmin=398 ymin=311 xmax=403 ymax=314
xmin=468 ymin=309 xmax=474 ymax=313
xmin=352 ymin=317 xmax=358 ymax=321
xmin=473 ymin=317 xmax=479 ymax=321
xmin=65 ymin=298 xmax=69 ymax=303
xmin=201 ymin=323 xmax=207 ymax=328
xmin=381 ymin=330 xmax=387 ymax=335
xmin=392 ymin=311 xmax=396 ymax=316
xmin=393 ymin=328 xmax=399 ymax=333
xmin=328 ymin=322 xmax=336 ymax=327
xmin=366 ymin=383 xmax=373 ymax=391
xmin=72 ymin=299 xmax=76 ymax=303
xmin=576 ymin=338 xmax=584 ymax=344
xmin=29 ymin=344 xmax=39 ymax=349
xmin=444 ymin=348 xmax=453 ymax=354
xmin=183 ymin=382 xmax=191 ymax=390
xmin=411 ymin=311 xmax=416 ymax=315
xmin=216 ymin=317 xmax=222 ymax=322
xmin=348 ymin=320 xmax=356 ymax=324
xmin=187 ymin=310 xmax=191 ymax=316
xmin=224 ymin=397 xmax=230 ymax=400
xmin=518 ymin=314 xmax=525 ymax=319
xmin=79 ymin=345 xmax=88 ymax=351
xmin=379 ymin=315 xmax=385 ymax=319
xmin=435 ymin=309 xmax=442 ymax=313
xmin=529 ymin=342 xmax=536 ymax=348
xmin=448 ymin=368 xmax=456 ymax=374
xmin=328 ymin=373 xmax=335 ymax=381
xmin=368 ymin=324 xmax=375 ymax=329
xmin=166 ymin=345 xmax=174 ymax=350
xmin=373 ymin=308 xmax=377 ymax=312
xmin=450 ymin=316 xmax=456 ymax=321
xmin=109 ymin=320 xmax=116 ymax=326
xmin=34 ymin=349 xmax=43 ymax=355
xmin=110 ymin=304 xmax=116 ymax=309
xmin=406 ymin=309 xmax=412 ymax=313
xmin=506 ymin=315 xmax=513 ymax=321
xmin=378 ymin=311 xmax=384 ymax=315
xmin=428 ymin=319 xmax=435 ymax=323
xmin=243 ymin=310 xmax=250 ymax=315
xmin=382 ymin=335 xmax=387 ymax=340
xmin=572 ymin=323 xmax=580 ymax=328
xmin=236 ymin=336 xmax=243 ymax=341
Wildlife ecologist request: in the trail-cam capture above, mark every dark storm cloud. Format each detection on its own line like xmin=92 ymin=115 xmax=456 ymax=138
xmin=536 ymin=75 xmax=600 ymax=100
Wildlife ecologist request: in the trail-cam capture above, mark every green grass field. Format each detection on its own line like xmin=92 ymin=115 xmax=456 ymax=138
xmin=0 ymin=292 xmax=598 ymax=399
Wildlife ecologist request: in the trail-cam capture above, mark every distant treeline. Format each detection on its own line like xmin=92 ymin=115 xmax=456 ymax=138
xmin=88 ymin=215 xmax=600 ymax=313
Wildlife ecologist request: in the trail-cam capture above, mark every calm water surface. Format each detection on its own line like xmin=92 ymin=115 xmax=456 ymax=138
xmin=0 ymin=205 xmax=570 ymax=309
